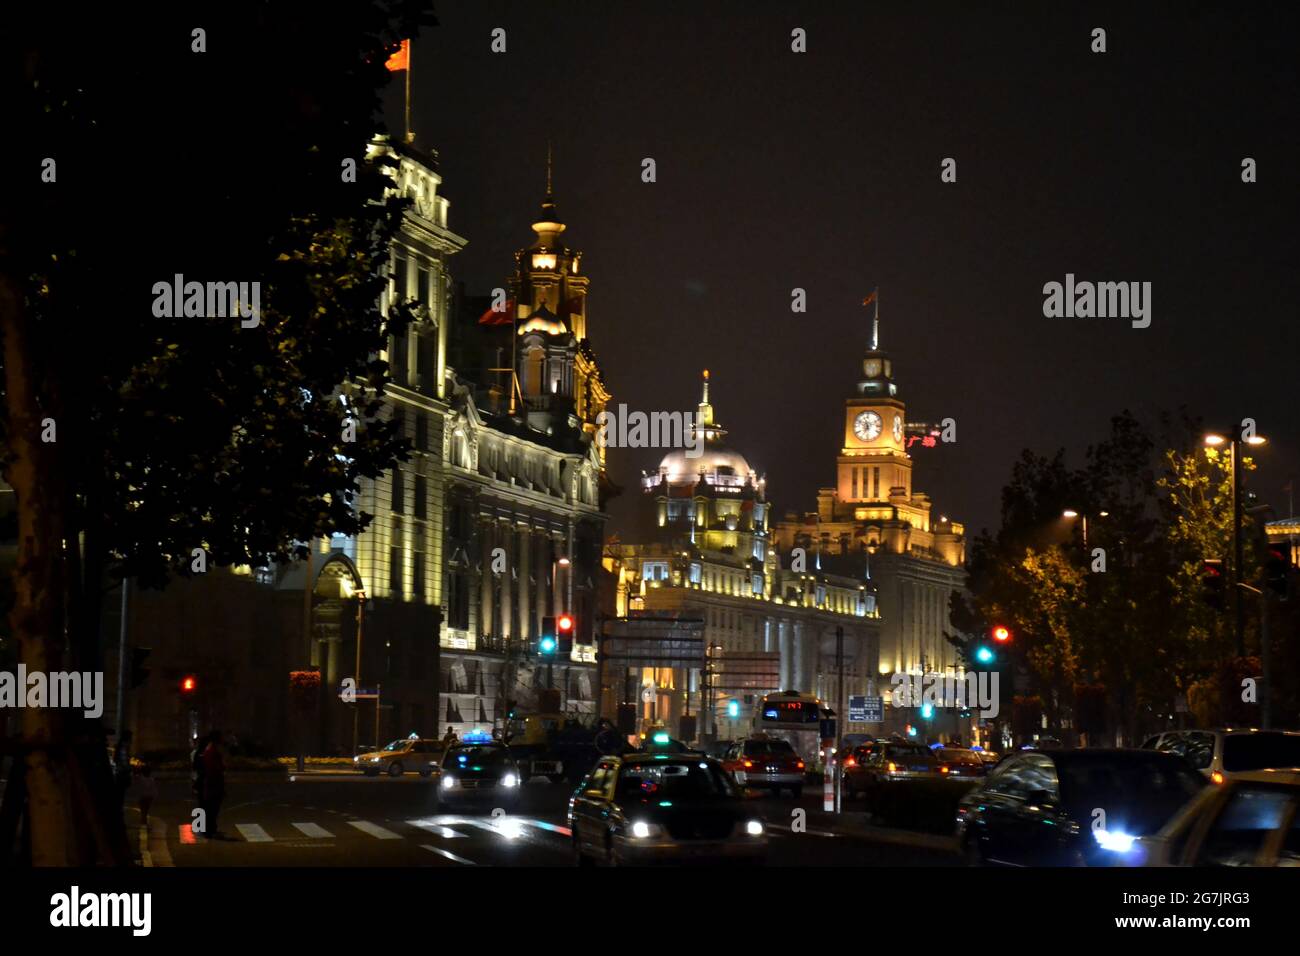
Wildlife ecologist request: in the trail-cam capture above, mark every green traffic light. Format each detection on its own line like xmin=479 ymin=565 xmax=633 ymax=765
xmin=539 ymin=636 xmax=557 ymax=654
xmin=974 ymin=645 xmax=995 ymax=664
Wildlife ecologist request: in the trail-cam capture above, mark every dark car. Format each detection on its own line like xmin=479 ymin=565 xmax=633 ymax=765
xmin=434 ymin=742 xmax=522 ymax=812
xmin=956 ymin=749 xmax=1205 ymax=866
xmin=721 ymin=737 xmax=806 ymax=797
xmin=937 ymin=748 xmax=988 ymax=780
xmin=843 ymin=740 xmax=940 ymax=799
xmin=568 ymin=753 xmax=768 ymax=866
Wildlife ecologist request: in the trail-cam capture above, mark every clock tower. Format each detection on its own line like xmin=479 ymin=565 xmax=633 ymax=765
xmin=838 ymin=315 xmax=910 ymax=504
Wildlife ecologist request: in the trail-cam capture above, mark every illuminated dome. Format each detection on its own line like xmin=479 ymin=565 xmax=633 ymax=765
xmin=657 ymin=445 xmax=755 ymax=486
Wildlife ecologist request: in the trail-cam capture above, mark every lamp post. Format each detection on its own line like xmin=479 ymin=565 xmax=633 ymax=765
xmin=1062 ymin=509 xmax=1108 ymax=551
xmin=351 ymin=588 xmax=367 ymax=758
xmin=1205 ymin=430 xmax=1267 ymax=657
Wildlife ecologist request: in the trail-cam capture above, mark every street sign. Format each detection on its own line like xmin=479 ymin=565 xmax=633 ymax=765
xmin=849 ymin=695 xmax=867 ymax=721
xmin=863 ymin=691 xmax=883 ymax=723
xmin=340 ymin=684 xmax=379 ymax=700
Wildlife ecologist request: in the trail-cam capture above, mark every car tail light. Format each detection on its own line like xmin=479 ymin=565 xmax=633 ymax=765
xmin=1211 ymin=771 xmax=1224 ymax=785
xmin=940 ymin=766 xmax=950 ymax=774
xmin=844 ymin=757 xmax=856 ymax=767
xmin=796 ymin=761 xmax=805 ymax=769
xmin=743 ymin=760 xmax=753 ymax=769
xmin=887 ymin=761 xmax=897 ymax=773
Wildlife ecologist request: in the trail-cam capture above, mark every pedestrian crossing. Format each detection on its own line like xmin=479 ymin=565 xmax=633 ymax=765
xmin=178 ymin=814 xmax=572 ymax=852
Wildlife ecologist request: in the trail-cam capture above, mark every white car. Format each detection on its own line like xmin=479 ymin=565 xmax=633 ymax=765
xmin=1140 ymin=728 xmax=1300 ymax=783
xmin=1136 ymin=771 xmax=1300 ymax=866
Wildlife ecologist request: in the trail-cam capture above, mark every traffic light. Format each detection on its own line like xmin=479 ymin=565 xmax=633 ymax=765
xmin=1202 ymin=558 xmax=1226 ymax=609
xmin=179 ymin=674 xmax=198 ymax=695
xmin=992 ymin=625 xmax=1011 ymax=644
xmin=1264 ymin=543 xmax=1291 ymax=599
xmin=974 ymin=644 xmax=995 ymax=665
xmin=726 ymin=699 xmax=740 ymax=718
xmin=556 ymin=613 xmax=574 ymax=657
xmin=130 ymin=647 xmax=152 ymax=689
xmin=539 ymin=616 xmax=557 ymax=656
xmin=505 ymin=699 xmax=517 ymax=720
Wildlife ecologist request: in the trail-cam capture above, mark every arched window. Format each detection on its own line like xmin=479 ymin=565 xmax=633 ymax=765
xmin=524 ymin=346 xmax=544 ymax=396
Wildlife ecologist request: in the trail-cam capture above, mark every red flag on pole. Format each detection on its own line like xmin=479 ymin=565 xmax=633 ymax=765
xmin=385 ymin=39 xmax=409 ymax=72
xmin=478 ymin=299 xmax=515 ymax=326
xmin=861 ymin=290 xmax=877 ymax=307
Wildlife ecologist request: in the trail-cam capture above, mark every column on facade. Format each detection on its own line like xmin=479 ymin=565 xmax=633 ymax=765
xmin=498 ymin=520 xmax=513 ymax=640
xmin=778 ymin=619 xmax=792 ymax=690
xmin=517 ymin=521 xmax=531 ymax=642
xmin=479 ymin=517 xmax=494 ymax=641
xmin=534 ymin=530 xmax=550 ymax=627
xmin=789 ymin=621 xmax=803 ymax=691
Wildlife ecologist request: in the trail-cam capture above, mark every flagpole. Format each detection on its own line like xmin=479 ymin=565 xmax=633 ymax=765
xmin=873 ymin=286 xmax=880 ymax=350
xmin=404 ymin=40 xmax=413 ymax=143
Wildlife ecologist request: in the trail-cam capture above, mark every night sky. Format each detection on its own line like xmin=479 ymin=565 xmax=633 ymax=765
xmin=397 ymin=1 xmax=1299 ymax=538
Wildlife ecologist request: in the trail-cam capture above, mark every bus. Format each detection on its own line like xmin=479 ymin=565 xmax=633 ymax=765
xmin=754 ymin=691 xmax=833 ymax=768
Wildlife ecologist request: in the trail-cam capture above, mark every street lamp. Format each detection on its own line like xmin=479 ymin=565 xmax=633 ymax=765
xmin=1062 ymin=509 xmax=1106 ymax=550
xmin=352 ymin=588 xmax=368 ymax=759
xmin=1204 ymin=429 xmax=1267 ymax=656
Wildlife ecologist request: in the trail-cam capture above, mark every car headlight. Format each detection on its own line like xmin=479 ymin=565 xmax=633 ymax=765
xmin=1093 ymin=828 xmax=1135 ymax=853
xmin=745 ymin=819 xmax=764 ymax=837
xmin=440 ymin=774 xmax=456 ymax=789
xmin=369 ymin=757 xmax=380 ymax=763
xmin=353 ymin=757 xmax=359 ymax=763
xmin=501 ymin=773 xmax=518 ymax=788
xmin=630 ymin=821 xmax=663 ymax=839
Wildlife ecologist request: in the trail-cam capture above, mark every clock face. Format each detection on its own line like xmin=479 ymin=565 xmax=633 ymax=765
xmin=854 ymin=410 xmax=883 ymax=441
xmin=893 ymin=414 xmax=904 ymax=442
xmin=864 ymin=359 xmax=882 ymax=378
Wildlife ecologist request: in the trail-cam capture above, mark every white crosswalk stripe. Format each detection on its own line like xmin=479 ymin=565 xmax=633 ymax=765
xmin=406 ymin=818 xmax=469 ymax=838
xmin=348 ymin=820 xmax=402 ymax=840
xmin=292 ymin=822 xmax=333 ymax=838
xmin=235 ymin=824 xmax=274 ymax=843
xmin=421 ymin=844 xmax=476 ymax=865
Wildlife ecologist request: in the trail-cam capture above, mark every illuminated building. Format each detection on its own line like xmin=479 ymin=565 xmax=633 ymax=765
xmin=772 ymin=310 xmax=966 ymax=736
xmin=605 ymin=372 xmax=881 ymax=740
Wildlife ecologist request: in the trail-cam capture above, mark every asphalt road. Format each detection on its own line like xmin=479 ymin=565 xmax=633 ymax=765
xmin=133 ymin=771 xmax=961 ymax=867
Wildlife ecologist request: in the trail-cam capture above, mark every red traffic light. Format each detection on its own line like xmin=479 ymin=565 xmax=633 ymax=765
xmin=557 ymin=614 xmax=574 ymax=633
xmin=180 ymin=675 xmax=198 ymax=693
xmin=992 ymin=626 xmax=1011 ymax=643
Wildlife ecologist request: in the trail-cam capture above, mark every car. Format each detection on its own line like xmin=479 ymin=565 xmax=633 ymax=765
xmin=1140 ymin=728 xmax=1300 ymax=783
xmin=434 ymin=742 xmax=523 ymax=811
xmin=354 ymin=738 xmax=446 ymax=777
xmin=1136 ymin=772 xmax=1300 ymax=867
xmin=936 ymin=747 xmax=988 ymax=779
xmin=843 ymin=740 xmax=940 ymax=799
xmin=568 ymin=753 xmax=768 ymax=866
xmin=721 ymin=737 xmax=806 ymax=797
xmin=956 ymin=749 xmax=1206 ymax=867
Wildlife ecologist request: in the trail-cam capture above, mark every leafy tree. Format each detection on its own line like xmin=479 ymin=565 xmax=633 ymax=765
xmin=1 ymin=1 xmax=434 ymax=865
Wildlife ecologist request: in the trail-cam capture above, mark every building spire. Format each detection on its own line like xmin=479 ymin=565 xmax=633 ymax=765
xmin=545 ymin=139 xmax=553 ymax=200
xmin=698 ymin=369 xmax=714 ymax=427
xmin=863 ymin=288 xmax=880 ymax=350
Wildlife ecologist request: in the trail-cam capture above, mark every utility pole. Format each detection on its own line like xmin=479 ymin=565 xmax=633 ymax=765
xmin=835 ymin=625 xmax=844 ymax=813
xmin=114 ymin=576 xmax=130 ymax=741
xmin=1231 ymin=439 xmax=1245 ymax=658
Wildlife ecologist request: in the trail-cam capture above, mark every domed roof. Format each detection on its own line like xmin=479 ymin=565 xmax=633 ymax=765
xmin=657 ymin=444 xmax=754 ymax=485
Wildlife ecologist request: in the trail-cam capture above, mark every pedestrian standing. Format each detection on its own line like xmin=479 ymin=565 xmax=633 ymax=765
xmin=135 ymin=763 xmax=158 ymax=829
xmin=201 ymin=730 xmax=227 ymax=839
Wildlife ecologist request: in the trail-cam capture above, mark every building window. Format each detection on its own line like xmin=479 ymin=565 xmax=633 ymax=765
xmin=393 ymin=255 xmax=408 ymax=300
xmin=414 ymin=475 xmax=427 ymax=519
xmin=389 ymin=547 xmax=403 ymax=596
xmin=872 ymin=466 xmax=880 ymax=498
xmin=391 ymin=468 xmax=405 ymax=514
xmin=415 ymin=412 xmax=428 ymax=452
xmin=851 ymin=468 xmax=858 ymax=498
xmin=412 ymin=553 xmax=425 ymax=602
xmin=417 ymin=266 xmax=430 ymax=307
